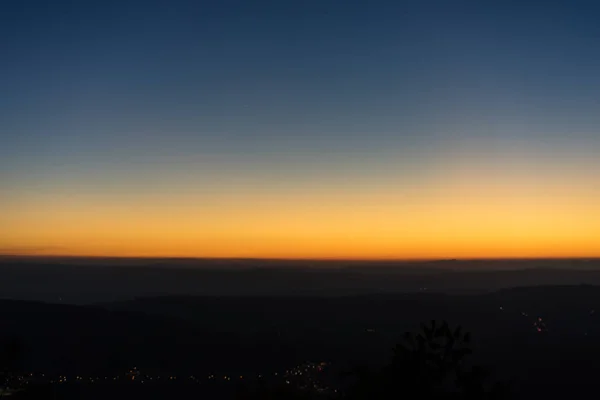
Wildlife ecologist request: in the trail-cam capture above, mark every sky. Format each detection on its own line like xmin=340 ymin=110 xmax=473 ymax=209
xmin=2 ymin=0 xmax=600 ymax=259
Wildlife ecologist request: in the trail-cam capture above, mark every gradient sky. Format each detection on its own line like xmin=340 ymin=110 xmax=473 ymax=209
xmin=2 ymin=0 xmax=600 ymax=259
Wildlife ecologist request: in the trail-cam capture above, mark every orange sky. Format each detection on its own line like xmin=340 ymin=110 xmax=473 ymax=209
xmin=3 ymin=161 xmax=599 ymax=259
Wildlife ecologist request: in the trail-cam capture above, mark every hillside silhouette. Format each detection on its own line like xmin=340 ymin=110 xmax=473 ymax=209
xmin=2 ymin=258 xmax=600 ymax=303
xmin=2 ymin=285 xmax=600 ymax=397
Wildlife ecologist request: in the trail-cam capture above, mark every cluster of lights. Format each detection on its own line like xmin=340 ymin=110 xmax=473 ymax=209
xmin=9 ymin=364 xmax=327 ymax=387
xmin=282 ymin=362 xmax=333 ymax=394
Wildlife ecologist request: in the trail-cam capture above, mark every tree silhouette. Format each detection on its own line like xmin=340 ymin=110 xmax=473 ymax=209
xmin=345 ymin=321 xmax=508 ymax=399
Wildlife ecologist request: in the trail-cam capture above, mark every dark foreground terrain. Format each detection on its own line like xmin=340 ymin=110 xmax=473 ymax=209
xmin=3 ymin=284 xmax=600 ymax=398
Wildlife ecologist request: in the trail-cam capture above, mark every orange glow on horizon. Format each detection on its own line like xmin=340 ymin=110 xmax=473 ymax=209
xmin=2 ymin=170 xmax=600 ymax=260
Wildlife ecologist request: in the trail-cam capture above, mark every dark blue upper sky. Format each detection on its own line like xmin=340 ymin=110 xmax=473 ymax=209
xmin=2 ymin=0 xmax=600 ymax=195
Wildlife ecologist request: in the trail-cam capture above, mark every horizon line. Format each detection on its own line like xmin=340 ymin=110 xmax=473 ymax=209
xmin=1 ymin=254 xmax=599 ymax=262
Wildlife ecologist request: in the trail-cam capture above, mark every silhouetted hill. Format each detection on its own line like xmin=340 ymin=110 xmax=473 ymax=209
xmin=0 ymin=299 xmax=278 ymax=377
xmin=3 ymin=285 xmax=600 ymax=398
xmin=102 ymin=284 xmax=600 ymax=340
xmin=1 ymin=257 xmax=600 ymax=303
